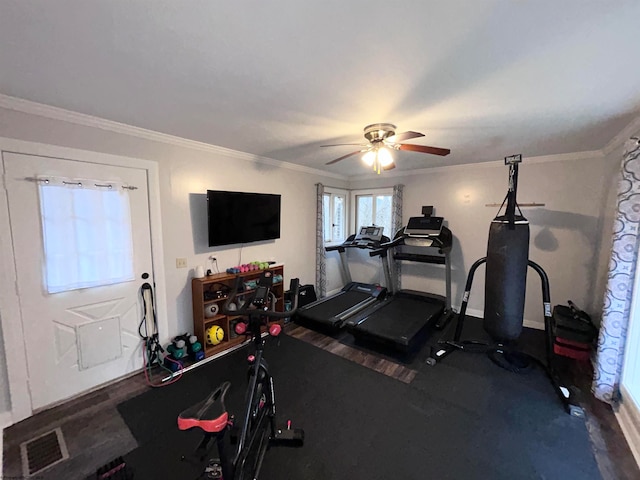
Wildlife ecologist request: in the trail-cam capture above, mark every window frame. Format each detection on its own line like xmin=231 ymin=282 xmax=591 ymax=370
xmin=323 ymin=187 xmax=348 ymax=246
xmin=621 ymin=251 xmax=640 ymax=409
xmin=349 ymin=187 xmax=394 ymax=239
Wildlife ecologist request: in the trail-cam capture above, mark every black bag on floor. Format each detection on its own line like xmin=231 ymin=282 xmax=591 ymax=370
xmin=551 ymin=301 xmax=597 ymax=360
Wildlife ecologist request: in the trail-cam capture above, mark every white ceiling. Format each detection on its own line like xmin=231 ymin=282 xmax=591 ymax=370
xmin=1 ymin=1 xmax=639 ymax=177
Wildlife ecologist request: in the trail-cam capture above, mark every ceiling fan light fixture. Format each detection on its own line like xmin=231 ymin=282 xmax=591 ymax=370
xmin=324 ymin=123 xmax=450 ymax=170
xmin=378 ymin=147 xmax=393 ymax=167
xmin=364 ymin=123 xmax=396 ymax=142
xmin=362 ymin=147 xmax=393 ymax=174
xmin=362 ymin=150 xmax=376 ymax=166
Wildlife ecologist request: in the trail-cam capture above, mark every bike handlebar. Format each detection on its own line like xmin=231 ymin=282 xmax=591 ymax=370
xmin=222 ymin=275 xmax=300 ymax=319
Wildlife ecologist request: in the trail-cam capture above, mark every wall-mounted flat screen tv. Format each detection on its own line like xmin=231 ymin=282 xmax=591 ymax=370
xmin=207 ymin=190 xmax=281 ymax=247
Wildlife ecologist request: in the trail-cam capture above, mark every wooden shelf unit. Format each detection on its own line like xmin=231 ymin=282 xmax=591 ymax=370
xmin=191 ymin=265 xmax=285 ymax=357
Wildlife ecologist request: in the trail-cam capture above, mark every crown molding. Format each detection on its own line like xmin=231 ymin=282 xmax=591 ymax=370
xmin=347 ymin=150 xmax=604 ymax=181
xmin=602 ymin=114 xmax=640 ymax=156
xmin=1 ymin=93 xmax=622 ymax=180
xmin=0 ymin=94 xmax=347 ymax=181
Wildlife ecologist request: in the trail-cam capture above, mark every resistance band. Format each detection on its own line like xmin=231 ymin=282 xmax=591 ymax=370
xmin=139 ymin=282 xmax=183 ymax=387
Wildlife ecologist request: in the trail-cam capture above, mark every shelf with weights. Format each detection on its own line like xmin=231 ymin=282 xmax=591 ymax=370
xmin=191 ymin=264 xmax=285 ymax=358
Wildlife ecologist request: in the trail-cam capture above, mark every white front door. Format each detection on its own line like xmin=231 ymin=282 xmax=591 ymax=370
xmin=3 ymin=152 xmax=154 ymax=410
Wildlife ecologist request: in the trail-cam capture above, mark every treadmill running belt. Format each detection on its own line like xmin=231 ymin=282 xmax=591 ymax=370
xmin=354 ymin=296 xmax=444 ymax=347
xmin=301 ymin=291 xmax=373 ymax=324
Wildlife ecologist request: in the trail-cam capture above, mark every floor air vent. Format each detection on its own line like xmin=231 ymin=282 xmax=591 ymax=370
xmin=20 ymin=427 xmax=69 ymax=477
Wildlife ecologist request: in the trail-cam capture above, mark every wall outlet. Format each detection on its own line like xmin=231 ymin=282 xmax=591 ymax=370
xmin=176 ymin=258 xmax=188 ymax=268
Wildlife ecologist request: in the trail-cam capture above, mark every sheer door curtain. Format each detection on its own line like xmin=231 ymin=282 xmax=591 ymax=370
xmin=38 ymin=176 xmax=135 ymax=294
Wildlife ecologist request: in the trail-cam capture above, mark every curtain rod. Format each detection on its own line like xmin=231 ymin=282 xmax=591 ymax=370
xmin=315 ymin=183 xmax=402 ymax=190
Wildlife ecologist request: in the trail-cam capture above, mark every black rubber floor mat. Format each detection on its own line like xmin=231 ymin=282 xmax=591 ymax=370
xmin=118 ymin=334 xmax=601 ymax=480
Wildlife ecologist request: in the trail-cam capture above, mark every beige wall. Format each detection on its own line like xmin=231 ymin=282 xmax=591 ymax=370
xmin=0 ymin=103 xmax=632 ymax=419
xmin=0 ymin=316 xmax=10 ymax=414
xmin=0 ymin=106 xmax=347 ymax=415
xmin=349 ymin=154 xmax=616 ymax=327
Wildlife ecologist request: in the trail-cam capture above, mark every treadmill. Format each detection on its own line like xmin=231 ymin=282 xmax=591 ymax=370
xmin=346 ymin=207 xmax=453 ymax=353
xmin=295 ymin=226 xmax=389 ymax=332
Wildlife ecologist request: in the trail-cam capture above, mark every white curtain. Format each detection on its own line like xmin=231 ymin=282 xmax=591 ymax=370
xmin=38 ymin=176 xmax=135 ymax=294
xmin=391 ymin=184 xmax=404 ymax=292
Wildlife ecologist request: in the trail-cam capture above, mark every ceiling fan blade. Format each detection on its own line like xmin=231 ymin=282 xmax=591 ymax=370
xmin=326 ymin=150 xmax=363 ymax=165
xmin=387 ymin=131 xmax=425 ymax=143
xmin=320 ymin=143 xmax=366 ymax=147
xmin=398 ymin=143 xmax=451 ymax=156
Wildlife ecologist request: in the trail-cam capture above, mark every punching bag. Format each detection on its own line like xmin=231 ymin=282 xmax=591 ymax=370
xmin=484 ymin=155 xmax=529 ymax=342
xmin=484 ymin=220 xmax=529 ymax=341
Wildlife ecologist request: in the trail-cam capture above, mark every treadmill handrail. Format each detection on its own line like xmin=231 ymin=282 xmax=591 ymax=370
xmin=326 ymin=235 xmax=391 ymax=253
xmin=370 ymin=230 xmax=452 ymax=258
xmin=369 ymin=236 xmax=404 ymax=257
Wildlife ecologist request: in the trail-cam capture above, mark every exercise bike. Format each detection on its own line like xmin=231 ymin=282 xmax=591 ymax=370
xmin=178 ymin=271 xmax=304 ymax=479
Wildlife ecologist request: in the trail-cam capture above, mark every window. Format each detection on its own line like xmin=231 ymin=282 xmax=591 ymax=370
xmin=621 ymin=254 xmax=640 ymax=410
xmin=323 ymin=188 xmax=347 ymax=244
xmin=351 ymin=188 xmax=394 ymax=239
xmin=38 ymin=177 xmax=135 ymax=293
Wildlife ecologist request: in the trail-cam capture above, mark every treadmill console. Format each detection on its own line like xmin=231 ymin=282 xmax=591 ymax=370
xmin=325 ymin=226 xmax=388 ymax=254
xmin=351 ymin=226 xmax=384 ymax=247
xmin=395 ymin=207 xmax=452 ymax=252
xmin=404 ymin=216 xmax=443 ymax=237
xmin=355 ymin=226 xmax=383 ymax=241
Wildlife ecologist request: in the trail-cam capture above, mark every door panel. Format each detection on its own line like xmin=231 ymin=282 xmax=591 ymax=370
xmin=3 ymin=152 xmax=153 ymax=410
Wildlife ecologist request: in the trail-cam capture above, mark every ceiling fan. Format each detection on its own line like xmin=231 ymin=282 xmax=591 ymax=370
xmin=322 ymin=123 xmax=450 ymax=174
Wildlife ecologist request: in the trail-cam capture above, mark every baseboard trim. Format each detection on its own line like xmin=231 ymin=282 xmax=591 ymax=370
xmin=1 ymin=408 xmax=12 ymax=476
xmin=463 ymin=307 xmax=544 ymax=331
xmin=615 ymin=387 xmax=640 ymax=469
xmin=0 ymin=410 xmax=12 ymax=429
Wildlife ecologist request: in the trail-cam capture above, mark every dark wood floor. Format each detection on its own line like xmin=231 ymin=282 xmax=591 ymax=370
xmin=3 ymin=370 xmax=148 ymax=479
xmin=3 ymin=324 xmax=639 ymax=479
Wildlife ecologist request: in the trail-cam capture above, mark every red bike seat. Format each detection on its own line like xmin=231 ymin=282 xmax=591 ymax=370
xmin=177 ymin=381 xmax=230 ymax=433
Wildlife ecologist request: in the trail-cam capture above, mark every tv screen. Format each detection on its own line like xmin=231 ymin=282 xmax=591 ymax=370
xmin=207 ymin=190 xmax=281 ymax=247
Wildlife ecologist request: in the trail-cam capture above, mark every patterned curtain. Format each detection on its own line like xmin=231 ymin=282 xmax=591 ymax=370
xmin=593 ymin=137 xmax=640 ymax=404
xmin=390 ymin=184 xmax=404 ymax=292
xmin=315 ymin=183 xmax=327 ymax=298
